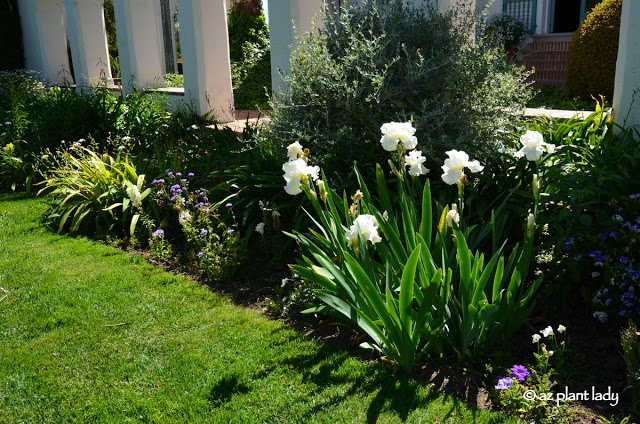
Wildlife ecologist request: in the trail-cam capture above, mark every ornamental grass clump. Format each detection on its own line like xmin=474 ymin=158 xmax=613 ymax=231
xmin=266 ymin=0 xmax=532 ymax=183
xmin=37 ymin=143 xmax=153 ymax=239
xmin=283 ymin=121 xmax=543 ymax=372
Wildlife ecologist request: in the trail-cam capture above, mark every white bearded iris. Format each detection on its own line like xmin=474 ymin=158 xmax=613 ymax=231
xmin=441 ymin=150 xmax=484 ymax=185
xmin=405 ymin=150 xmax=429 ymax=176
xmin=446 ymin=206 xmax=460 ymax=228
xmin=282 ymin=158 xmax=320 ymax=195
xmin=345 ymin=214 xmax=382 ymax=246
xmin=380 ymin=122 xmax=418 ymax=151
xmin=514 ymin=130 xmax=555 ymax=161
xmin=286 ymin=141 xmax=304 ymax=161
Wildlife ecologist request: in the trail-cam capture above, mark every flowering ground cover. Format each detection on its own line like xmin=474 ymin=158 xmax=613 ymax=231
xmin=0 ymin=194 xmax=522 ymax=423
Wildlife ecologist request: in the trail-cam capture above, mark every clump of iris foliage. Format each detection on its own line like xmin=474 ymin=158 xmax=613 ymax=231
xmin=266 ymin=0 xmax=532 ymax=184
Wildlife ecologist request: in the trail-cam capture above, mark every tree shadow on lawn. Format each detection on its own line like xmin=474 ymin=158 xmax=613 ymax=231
xmin=264 ymin=326 xmax=506 ymax=424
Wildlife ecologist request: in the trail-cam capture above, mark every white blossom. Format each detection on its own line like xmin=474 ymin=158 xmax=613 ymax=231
xmin=557 ymin=325 xmax=566 ymax=333
xmin=126 ymin=184 xmax=142 ymax=206
xmin=405 ymin=150 xmax=429 ymax=176
xmin=345 ymin=214 xmax=382 ymax=247
xmin=255 ymin=222 xmax=265 ymax=235
xmin=514 ymin=130 xmax=555 ymax=161
xmin=178 ymin=211 xmax=191 ymax=226
xmin=286 ymin=142 xmax=304 ymax=161
xmin=532 ymin=334 xmax=541 ymax=343
xmin=446 ymin=206 xmax=460 ymax=228
xmin=282 ymin=158 xmax=319 ymax=195
xmin=441 ymin=150 xmax=484 ymax=185
xmin=380 ymin=122 xmax=418 ymax=152
xmin=541 ymin=325 xmax=554 ymax=338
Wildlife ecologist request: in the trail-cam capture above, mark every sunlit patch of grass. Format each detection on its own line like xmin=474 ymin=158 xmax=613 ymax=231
xmin=0 ymin=195 xmax=521 ymax=423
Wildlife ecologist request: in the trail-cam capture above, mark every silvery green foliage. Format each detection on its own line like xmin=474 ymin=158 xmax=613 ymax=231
xmin=267 ymin=0 xmax=532 ymax=178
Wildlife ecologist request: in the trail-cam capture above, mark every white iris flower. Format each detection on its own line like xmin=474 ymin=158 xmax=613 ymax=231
xmin=441 ymin=150 xmax=484 ymax=185
xmin=514 ymin=130 xmax=555 ymax=161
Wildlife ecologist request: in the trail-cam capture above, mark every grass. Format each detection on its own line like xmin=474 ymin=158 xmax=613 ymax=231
xmin=0 ymin=194 xmax=521 ymax=423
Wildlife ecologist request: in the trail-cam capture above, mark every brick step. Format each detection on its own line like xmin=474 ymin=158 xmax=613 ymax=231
xmin=522 ymin=51 xmax=570 ymax=61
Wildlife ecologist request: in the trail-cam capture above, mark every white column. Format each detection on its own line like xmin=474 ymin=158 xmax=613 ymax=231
xmin=535 ymin=0 xmax=553 ymax=34
xmin=435 ymin=0 xmax=475 ymax=14
xmin=63 ymin=0 xmax=112 ymax=86
xmin=268 ymin=0 xmax=325 ymax=95
xmin=178 ymin=0 xmax=235 ymax=122
xmin=613 ymin=0 xmax=640 ymax=131
xmin=17 ymin=0 xmax=71 ymax=85
xmin=169 ymin=0 xmax=179 ymax=73
xmin=113 ymin=0 xmax=165 ymax=92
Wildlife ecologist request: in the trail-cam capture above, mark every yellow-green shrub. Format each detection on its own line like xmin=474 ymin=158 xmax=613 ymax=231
xmin=566 ymin=0 xmax=622 ymax=101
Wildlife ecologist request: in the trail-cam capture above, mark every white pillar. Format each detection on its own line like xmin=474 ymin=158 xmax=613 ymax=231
xmin=17 ymin=0 xmax=71 ymax=85
xmin=63 ymin=0 xmax=112 ymax=86
xmin=113 ymin=0 xmax=165 ymax=92
xmin=268 ymin=0 xmax=325 ymax=95
xmin=178 ymin=0 xmax=235 ymax=122
xmin=435 ymin=0 xmax=475 ymax=14
xmin=613 ymin=0 xmax=640 ymax=131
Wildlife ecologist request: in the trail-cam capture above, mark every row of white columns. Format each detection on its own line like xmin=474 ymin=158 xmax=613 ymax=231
xmin=15 ymin=0 xmax=640 ymax=130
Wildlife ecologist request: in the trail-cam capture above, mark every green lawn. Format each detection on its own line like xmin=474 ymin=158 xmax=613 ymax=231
xmin=0 ymin=194 xmax=520 ymax=423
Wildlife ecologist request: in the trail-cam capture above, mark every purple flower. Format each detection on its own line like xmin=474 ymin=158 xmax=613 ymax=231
xmin=225 ymin=203 xmax=232 ymax=208
xmin=151 ymin=229 xmax=164 ymax=238
xmin=200 ymin=229 xmax=209 ymax=236
xmin=176 ymin=172 xmax=182 ymax=177
xmin=630 ymin=193 xmax=640 ymax=199
xmin=495 ymin=377 xmax=512 ymax=390
xmin=167 ymin=172 xmax=175 ymax=178
xmin=620 ymin=256 xmax=629 ymax=264
xmin=180 ymin=179 xmax=188 ymax=183
xmin=614 ymin=214 xmax=624 ymax=221
xmin=598 ymin=233 xmax=607 ymax=240
xmin=188 ymin=172 xmax=195 ymax=177
xmin=610 ymin=231 xmax=618 ymax=237
xmin=152 ymin=179 xmax=165 ymax=185
xmin=197 ymin=251 xmax=205 ymax=258
xmin=227 ymin=229 xmax=235 ymax=234
xmin=510 ymin=365 xmax=530 ymax=382
xmin=605 ymin=298 xmax=612 ymax=306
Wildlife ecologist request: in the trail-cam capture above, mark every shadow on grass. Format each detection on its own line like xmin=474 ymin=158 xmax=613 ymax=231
xmin=264 ymin=327 xmax=509 ymax=424
xmin=208 ymin=374 xmax=251 ymax=407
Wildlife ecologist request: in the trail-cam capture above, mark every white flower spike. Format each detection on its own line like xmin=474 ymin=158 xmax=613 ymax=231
xmin=441 ymin=149 xmax=484 ymax=185
xmin=405 ymin=150 xmax=429 ymax=176
xmin=286 ymin=142 xmax=304 ymax=161
xmin=345 ymin=214 xmax=382 ymax=247
xmin=282 ymin=158 xmax=320 ymax=195
xmin=380 ymin=122 xmax=418 ymax=152
xmin=514 ymin=130 xmax=555 ymax=161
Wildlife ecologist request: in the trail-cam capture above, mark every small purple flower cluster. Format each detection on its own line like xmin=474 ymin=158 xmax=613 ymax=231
xmin=565 ymin=194 xmax=640 ymax=322
xmin=495 ymin=365 xmax=530 ymax=390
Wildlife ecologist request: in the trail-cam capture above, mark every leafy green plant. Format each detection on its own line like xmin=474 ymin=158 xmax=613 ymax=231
xmin=37 ymin=144 xmax=153 ymax=239
xmin=285 ymin=124 xmax=542 ymax=371
xmin=621 ymin=322 xmax=640 ymax=414
xmin=485 ymin=13 xmax=527 ymax=49
xmin=151 ymin=171 xmax=242 ymax=281
xmin=493 ymin=325 xmax=572 ymax=423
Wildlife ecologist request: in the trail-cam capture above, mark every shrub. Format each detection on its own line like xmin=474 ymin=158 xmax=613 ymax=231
xmin=485 ymin=13 xmax=527 ymax=49
xmin=566 ymin=0 xmax=622 ymax=101
xmin=227 ymin=4 xmax=272 ymax=109
xmin=267 ymin=0 xmax=532 ymax=186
